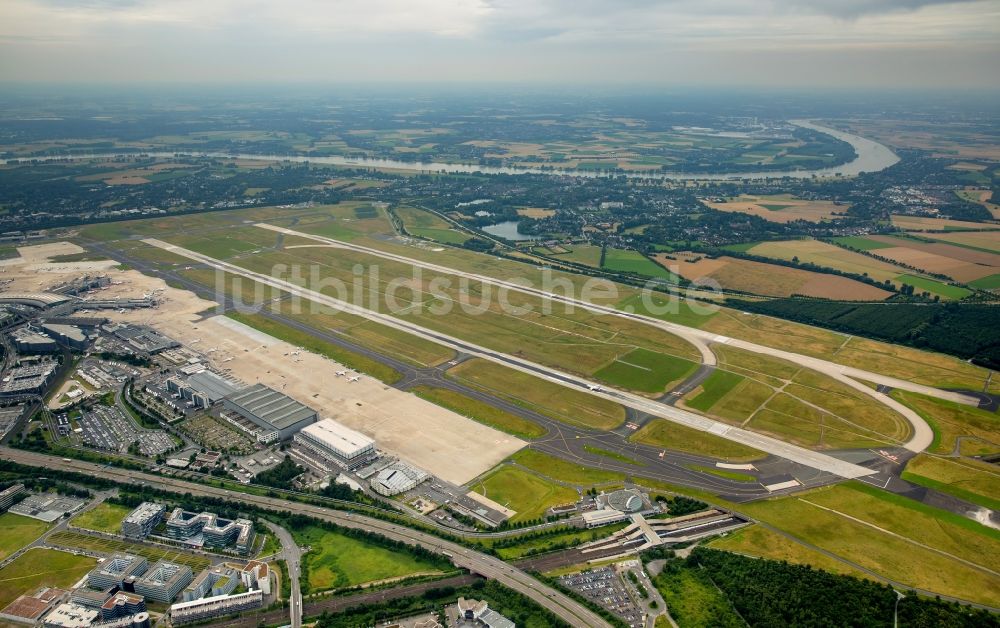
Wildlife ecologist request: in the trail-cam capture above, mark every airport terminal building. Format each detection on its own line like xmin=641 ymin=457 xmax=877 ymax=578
xmin=293 ymin=418 xmax=376 ymax=470
xmin=221 ymin=384 xmax=317 ymax=443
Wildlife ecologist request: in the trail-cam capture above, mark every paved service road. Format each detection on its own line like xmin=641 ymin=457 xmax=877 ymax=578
xmin=254 ymin=224 xmax=972 ymax=453
xmin=144 ymin=237 xmax=876 ymax=479
xmin=3 ymin=448 xmax=613 ymax=628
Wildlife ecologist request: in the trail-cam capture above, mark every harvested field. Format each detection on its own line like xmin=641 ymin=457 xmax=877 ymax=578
xmin=864 ymin=235 xmax=1000 ymax=282
xmin=918 ymin=230 xmax=1000 ymax=254
xmin=663 ymin=252 xmax=892 ymax=300
xmin=517 ymin=207 xmax=556 ymax=218
xmin=747 ymin=238 xmax=909 ymax=283
xmin=891 ymin=214 xmax=1000 ymax=232
xmin=702 ymin=194 xmax=848 ymax=223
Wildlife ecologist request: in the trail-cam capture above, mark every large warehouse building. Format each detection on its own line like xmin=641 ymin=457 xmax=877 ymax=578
xmin=293 ymin=418 xmax=376 ymax=471
xmin=221 ymin=384 xmax=317 ymax=443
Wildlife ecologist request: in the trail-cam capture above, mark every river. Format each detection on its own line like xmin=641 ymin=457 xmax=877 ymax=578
xmin=2 ymin=120 xmax=899 ymax=181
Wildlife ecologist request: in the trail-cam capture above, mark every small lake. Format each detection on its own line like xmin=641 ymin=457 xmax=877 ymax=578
xmin=481 ymin=221 xmax=540 ymax=241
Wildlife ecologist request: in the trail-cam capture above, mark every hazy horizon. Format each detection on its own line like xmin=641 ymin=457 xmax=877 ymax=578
xmin=1 ymin=0 xmax=998 ymax=89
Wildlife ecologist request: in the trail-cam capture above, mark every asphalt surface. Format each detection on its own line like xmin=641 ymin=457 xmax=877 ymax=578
xmin=259 ymin=223 xmax=987 ymax=453
xmin=264 ymin=521 xmax=302 ymax=628
xmin=141 ymin=236 xmax=878 ymax=480
xmin=86 ymin=239 xmax=818 ymax=500
xmin=2 ymin=447 xmax=613 ymax=628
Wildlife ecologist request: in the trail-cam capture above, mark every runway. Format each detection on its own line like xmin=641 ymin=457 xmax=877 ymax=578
xmin=256 ymin=223 xmax=983 ymax=453
xmin=142 ymin=236 xmax=878 ymax=480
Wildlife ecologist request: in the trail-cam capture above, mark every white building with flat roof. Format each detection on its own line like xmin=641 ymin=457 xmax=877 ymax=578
xmin=293 ymin=418 xmax=375 ymax=470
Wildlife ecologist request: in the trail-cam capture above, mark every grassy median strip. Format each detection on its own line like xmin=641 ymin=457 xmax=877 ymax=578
xmin=631 ymin=419 xmax=764 ymax=462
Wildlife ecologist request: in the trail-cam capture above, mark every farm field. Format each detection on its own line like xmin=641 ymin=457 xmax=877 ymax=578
xmin=631 ymin=419 xmax=764 ymax=462
xmin=69 ymin=503 xmax=132 ymax=534
xmin=0 ymin=549 xmax=97 ymax=609
xmin=916 ymin=229 xmax=1000 ymax=254
xmin=410 ymin=385 xmax=546 ymax=439
xmin=738 ymin=483 xmax=1000 ymax=607
xmin=707 ymin=525 xmax=871 ymax=579
xmin=602 ymin=248 xmax=678 ymax=280
xmin=517 ymin=207 xmax=556 ymax=218
xmin=551 ymin=244 xmax=603 ymax=267
xmin=659 ymin=251 xmax=892 ymax=300
xmin=593 ymin=348 xmax=696 ymax=394
xmin=293 ymin=525 xmax=448 ymax=593
xmin=447 ymin=359 xmax=626 ymax=430
xmin=955 ymin=187 xmax=1000 ymax=218
xmin=702 ymin=194 xmax=849 ymax=223
xmin=746 ymin=238 xmax=915 ymax=283
xmin=0 ymin=513 xmax=51 ymax=562
xmin=396 ymin=206 xmax=470 ymax=245
xmin=891 ymin=214 xmax=1000 ymax=232
xmin=890 ymin=391 xmax=1000 ymax=456
xmin=47 ymin=530 xmax=212 ymax=571
xmin=470 ymin=465 xmax=578 ymax=522
xmin=894 ymin=274 xmax=971 ymax=299
xmin=860 ymin=235 xmax=1000 ymax=283
xmin=901 ymin=455 xmax=1000 ymax=511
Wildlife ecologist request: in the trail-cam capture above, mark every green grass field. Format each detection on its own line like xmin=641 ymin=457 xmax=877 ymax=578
xmin=833 ymin=236 xmax=894 ymax=251
xmin=616 ymin=293 xmax=718 ymax=329
xmin=471 ymin=465 xmax=579 ymax=522
xmin=0 ymin=549 xmax=97 ymax=608
xmin=397 ymin=206 xmax=470 ymax=245
xmin=894 ymin=274 xmax=972 ymax=299
xmin=890 ymin=390 xmax=1000 ymax=456
xmin=555 ymin=244 xmax=604 ymax=267
xmin=582 ymin=444 xmax=643 ymax=466
xmin=684 ymin=464 xmax=756 ymax=482
xmin=448 ymin=359 xmax=625 ymax=430
xmin=686 ymin=370 xmax=744 ymax=411
xmin=707 ymin=525 xmax=871 ymax=579
xmin=901 ymin=454 xmax=1000 ymax=511
xmin=738 ymin=483 xmax=1000 ymax=607
xmin=410 ymin=385 xmax=545 ymax=439
xmin=69 ymin=503 xmax=132 ymax=534
xmin=47 ymin=531 xmax=211 ymax=571
xmin=593 ymin=348 xmax=696 ymax=393
xmin=630 ymin=419 xmax=765 ymax=462
xmin=602 ymin=248 xmax=679 ymax=281
xmin=652 ymin=562 xmax=743 ymax=628
xmin=0 ymin=513 xmax=51 ymax=562
xmin=511 ymin=449 xmax=627 ymax=485
xmin=294 ymin=525 xmax=447 ymax=593
xmin=969 ymin=273 xmax=1000 ymax=290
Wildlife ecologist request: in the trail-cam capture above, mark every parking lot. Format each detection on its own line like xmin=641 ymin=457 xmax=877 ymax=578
xmin=77 ymin=404 xmax=175 ymax=456
xmin=558 ymin=565 xmax=645 ymax=626
xmin=179 ymin=412 xmax=255 ymax=454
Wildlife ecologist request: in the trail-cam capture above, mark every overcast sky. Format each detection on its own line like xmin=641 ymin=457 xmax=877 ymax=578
xmin=1 ymin=0 xmax=998 ymax=88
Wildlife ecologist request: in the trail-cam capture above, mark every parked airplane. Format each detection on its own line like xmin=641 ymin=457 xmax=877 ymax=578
xmin=347 ymin=376 xmax=360 ymax=382
xmin=335 ymin=371 xmax=346 ymax=376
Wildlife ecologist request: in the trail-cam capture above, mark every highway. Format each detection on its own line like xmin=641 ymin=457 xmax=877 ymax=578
xmin=2 ymin=448 xmax=613 ymax=628
xmin=144 ymin=236 xmax=877 ymax=480
xmin=263 ymin=521 xmax=302 ymax=628
xmin=257 ymin=223 xmax=983 ymax=454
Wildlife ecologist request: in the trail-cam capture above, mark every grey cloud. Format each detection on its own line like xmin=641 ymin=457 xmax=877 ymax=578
xmin=785 ymin=0 xmax=976 ymax=18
